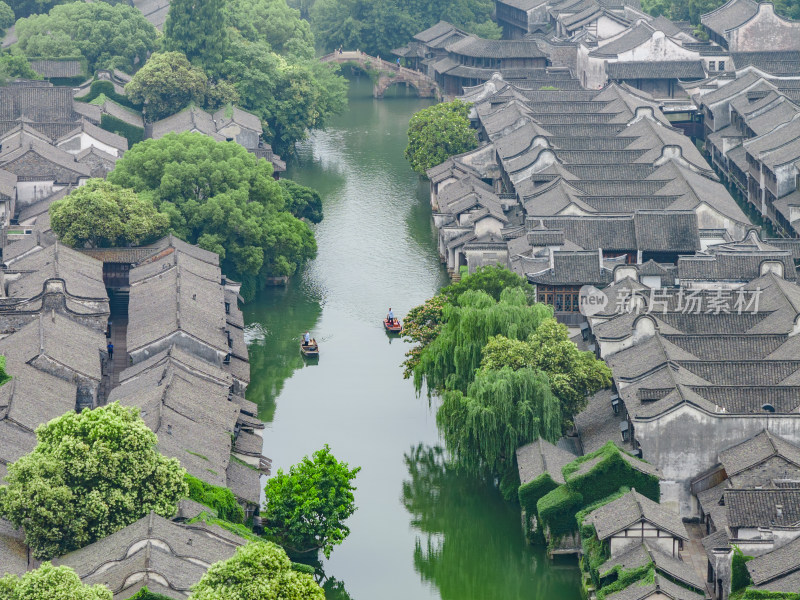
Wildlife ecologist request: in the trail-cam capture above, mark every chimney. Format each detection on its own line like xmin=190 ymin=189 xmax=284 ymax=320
xmin=776 ymin=504 xmax=783 ymax=519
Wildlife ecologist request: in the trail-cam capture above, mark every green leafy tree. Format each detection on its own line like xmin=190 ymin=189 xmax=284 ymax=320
xmin=227 ymin=0 xmax=315 ymax=59
xmin=0 ymin=563 xmax=111 ymax=600
xmin=108 ymin=132 xmax=317 ymax=299
xmin=413 ymin=288 xmax=553 ymax=394
xmin=309 ymin=0 xmax=498 ymax=56
xmin=220 ymin=32 xmax=348 ymax=155
xmin=190 ymin=542 xmax=324 ymax=600
xmin=0 ymin=51 xmax=41 ymax=81
xmin=0 ymin=1 xmax=13 ymax=34
xmin=278 ymin=179 xmax=324 ymax=224
xmin=442 ymin=264 xmax=534 ymax=303
xmin=405 ymin=100 xmax=478 ymax=176
xmin=49 ymin=179 xmax=170 ymax=248
xmin=13 ymin=2 xmax=158 ymax=73
xmin=164 ymin=0 xmax=227 ymax=71
xmin=7 ymin=0 xmax=127 ymax=19
xmin=438 ymin=366 xmax=561 ymax=478
xmin=0 ymin=403 xmax=188 ymax=560
xmin=481 ymin=319 xmax=613 ymax=426
xmin=263 ymin=445 xmax=360 ymax=558
xmin=124 ymin=52 xmax=210 ymax=122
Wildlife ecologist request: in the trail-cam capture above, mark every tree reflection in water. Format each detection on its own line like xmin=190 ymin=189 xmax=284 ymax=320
xmin=402 ymin=444 xmax=581 ymax=600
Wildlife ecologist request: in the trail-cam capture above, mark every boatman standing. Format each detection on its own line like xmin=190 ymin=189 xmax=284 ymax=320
xmin=387 ymin=308 xmax=395 ymax=325
xmin=303 ymin=331 xmax=311 ymax=345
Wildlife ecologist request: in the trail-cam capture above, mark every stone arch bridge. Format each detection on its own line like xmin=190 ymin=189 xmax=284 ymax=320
xmin=320 ymin=51 xmax=440 ymax=99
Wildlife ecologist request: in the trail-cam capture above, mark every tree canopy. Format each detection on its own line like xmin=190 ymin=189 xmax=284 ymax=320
xmin=0 ymin=403 xmax=188 ymax=560
xmin=227 ymin=0 xmax=315 ymax=60
xmin=7 ymin=0 xmax=126 ymax=20
xmin=0 ymin=563 xmax=111 ymax=600
xmin=164 ymin=0 xmax=227 ymax=69
xmin=0 ymin=2 xmax=13 ymax=34
xmin=262 ymin=445 xmax=360 ymax=558
xmin=49 ymin=179 xmax=170 ymax=248
xmin=405 ymin=100 xmax=478 ymax=176
xmin=189 ymin=542 xmax=325 ymax=600
xmin=13 ymin=2 xmax=158 ymax=73
xmin=108 ymin=132 xmax=317 ymax=299
xmin=0 ymin=51 xmax=40 ymax=82
xmin=308 ymin=0 xmax=500 ymax=57
xmin=124 ymin=52 xmax=217 ymax=122
xmin=279 ymin=179 xmax=324 ymax=224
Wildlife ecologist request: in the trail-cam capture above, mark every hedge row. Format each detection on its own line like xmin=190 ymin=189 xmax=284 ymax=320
xmin=596 ymin=564 xmax=655 ymax=600
xmin=518 ymin=472 xmax=559 ymax=535
xmin=537 ymin=485 xmax=584 ymax=538
xmin=76 ymin=79 xmax=140 ymax=110
xmin=129 ymin=589 xmax=175 ymax=600
xmin=100 ymin=113 xmax=144 ymax=147
xmin=731 ymin=592 xmax=800 ymax=600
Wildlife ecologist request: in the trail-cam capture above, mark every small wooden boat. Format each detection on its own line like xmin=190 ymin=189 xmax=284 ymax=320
xmin=300 ymin=341 xmax=319 ymax=357
xmin=384 ymin=318 xmax=402 ymax=333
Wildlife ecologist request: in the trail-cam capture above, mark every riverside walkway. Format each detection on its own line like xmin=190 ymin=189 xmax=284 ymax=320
xmin=321 ymin=50 xmax=441 ymax=99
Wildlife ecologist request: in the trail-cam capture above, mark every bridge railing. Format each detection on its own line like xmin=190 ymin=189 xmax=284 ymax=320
xmin=321 ymin=51 xmax=428 ymax=79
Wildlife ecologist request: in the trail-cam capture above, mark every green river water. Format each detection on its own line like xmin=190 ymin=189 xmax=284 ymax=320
xmin=242 ymin=77 xmax=582 ymax=600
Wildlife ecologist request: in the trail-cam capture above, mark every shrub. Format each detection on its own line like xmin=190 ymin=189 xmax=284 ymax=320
xmin=537 ymin=485 xmax=584 ymax=539
xmin=518 ymin=473 xmax=559 ymax=535
xmin=731 ymin=546 xmax=754 ymax=593
xmin=186 ymin=474 xmax=245 ymax=524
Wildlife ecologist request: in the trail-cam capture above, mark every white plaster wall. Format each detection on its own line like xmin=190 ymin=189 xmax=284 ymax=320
xmin=636 ymin=404 xmax=800 ymax=516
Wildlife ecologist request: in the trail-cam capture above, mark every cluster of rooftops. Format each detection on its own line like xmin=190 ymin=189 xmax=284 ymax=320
xmin=404 ymin=3 xmax=800 ymax=597
xmin=0 ymin=235 xmax=264 ymax=598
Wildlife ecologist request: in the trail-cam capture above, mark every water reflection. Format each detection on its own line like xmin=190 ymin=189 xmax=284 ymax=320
xmin=242 ymin=280 xmax=323 ymax=420
xmin=403 ymin=445 xmax=583 ymax=600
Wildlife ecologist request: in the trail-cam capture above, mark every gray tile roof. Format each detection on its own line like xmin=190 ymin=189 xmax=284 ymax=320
xmin=589 ymin=23 xmax=656 ymax=57
xmin=528 ymin=251 xmax=613 ymax=286
xmin=719 ymin=430 xmax=800 ymax=477
xmin=127 ymin=251 xmax=228 ymax=355
xmin=6 ymin=243 xmax=108 ymax=301
xmin=28 ymin=59 xmax=85 ymax=79
xmin=149 ymin=106 xmax=225 ymax=141
xmin=586 ymin=489 xmax=688 ymax=540
xmin=56 ymin=119 xmax=128 ymax=153
xmin=446 ymin=36 xmax=546 ymax=59
xmin=748 ymin=535 xmax=800 ymax=588
xmin=212 ymin=106 xmax=262 ymax=135
xmin=0 ymin=518 xmax=29 ymax=576
xmin=700 ymin=0 xmax=758 ymax=38
xmin=54 ymin=512 xmax=246 ymax=597
xmin=600 ymin=540 xmax=704 ymax=590
xmin=108 ymin=362 xmax=239 ymax=489
xmin=725 ymin=488 xmax=800 ymax=528
xmin=605 ymin=574 xmax=704 ymax=600
xmin=608 ymin=60 xmax=706 ymax=80
xmin=731 ymin=51 xmax=800 ymax=75
xmin=516 ymin=437 xmax=577 ymax=485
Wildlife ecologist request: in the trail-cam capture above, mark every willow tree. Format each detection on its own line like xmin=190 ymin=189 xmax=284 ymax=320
xmin=437 ymin=367 xmax=561 ymax=482
xmin=413 ymin=288 xmax=553 ymax=394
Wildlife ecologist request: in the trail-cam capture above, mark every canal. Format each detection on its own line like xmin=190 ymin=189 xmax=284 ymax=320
xmin=242 ymin=77 xmax=582 ymax=600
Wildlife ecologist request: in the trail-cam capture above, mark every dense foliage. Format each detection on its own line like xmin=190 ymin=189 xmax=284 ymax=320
xmin=13 ymin=2 xmax=158 ymax=73
xmin=0 ymin=1 xmax=13 ymax=33
xmin=731 ymin=546 xmax=754 ymax=593
xmin=160 ymin=0 xmax=347 ymax=155
xmin=0 ymin=563 xmax=111 ymax=600
xmin=534 ymin=444 xmax=660 ymax=548
xmin=164 ymin=0 xmax=228 ymax=70
xmin=405 ymin=100 xmax=478 ymax=176
xmin=50 ymin=180 xmax=170 ymax=248
xmin=128 ymin=589 xmax=175 ymax=600
xmin=0 ymin=51 xmax=41 ymax=81
xmin=439 ymin=366 xmax=561 ymax=479
xmin=413 ymin=287 xmax=553 ymax=394
xmin=108 ymin=133 xmax=317 ymax=299
xmin=7 ymin=0 xmax=127 ymax=20
xmin=262 ymin=445 xmax=360 ymax=558
xmin=279 ymin=179 xmax=324 ymax=224
xmin=308 ymin=0 xmax=500 ymax=57
xmin=227 ymin=0 xmax=315 ymax=60
xmin=189 ymin=542 xmax=325 ymax=600
xmin=185 ymin=474 xmax=245 ymax=524
xmin=0 ymin=403 xmax=188 ymax=559
xmin=125 ymin=52 xmax=239 ymax=122
xmin=481 ymin=321 xmax=612 ymax=427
